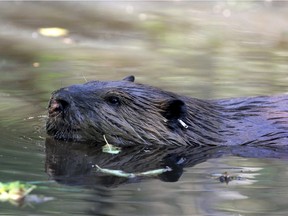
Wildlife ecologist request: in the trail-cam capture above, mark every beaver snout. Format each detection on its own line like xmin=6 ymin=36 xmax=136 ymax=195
xmin=48 ymin=88 xmax=71 ymax=118
xmin=48 ymin=98 xmax=69 ymax=117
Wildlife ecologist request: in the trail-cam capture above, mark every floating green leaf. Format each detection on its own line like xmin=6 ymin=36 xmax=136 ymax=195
xmin=0 ymin=181 xmax=36 ymax=203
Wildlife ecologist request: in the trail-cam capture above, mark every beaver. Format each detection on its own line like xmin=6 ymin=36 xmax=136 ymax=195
xmin=46 ymin=75 xmax=288 ymax=147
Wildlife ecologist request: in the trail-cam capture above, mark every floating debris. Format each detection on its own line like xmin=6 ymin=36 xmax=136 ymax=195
xmin=0 ymin=181 xmax=54 ymax=206
xmin=211 ymin=171 xmax=244 ymax=184
xmin=0 ymin=181 xmax=36 ymax=205
xmin=102 ymin=135 xmax=121 ymax=154
xmin=94 ymin=164 xmax=172 ymax=178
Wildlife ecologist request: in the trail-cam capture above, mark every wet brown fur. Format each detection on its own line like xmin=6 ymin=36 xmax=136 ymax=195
xmin=46 ymin=76 xmax=288 ymax=147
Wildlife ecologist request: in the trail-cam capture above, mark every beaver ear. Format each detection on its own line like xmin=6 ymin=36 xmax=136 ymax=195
xmin=161 ymin=99 xmax=187 ymax=121
xmin=123 ymin=75 xmax=135 ymax=82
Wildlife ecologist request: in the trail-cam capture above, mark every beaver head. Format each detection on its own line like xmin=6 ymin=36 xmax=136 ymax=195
xmin=47 ymin=76 xmax=201 ymax=146
xmin=46 ymin=76 xmax=288 ymax=147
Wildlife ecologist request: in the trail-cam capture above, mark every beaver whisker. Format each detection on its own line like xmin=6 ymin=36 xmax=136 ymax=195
xmin=81 ymin=72 xmax=88 ymax=82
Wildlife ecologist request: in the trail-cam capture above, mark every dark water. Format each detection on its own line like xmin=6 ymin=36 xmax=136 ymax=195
xmin=1 ymin=1 xmax=288 ymax=215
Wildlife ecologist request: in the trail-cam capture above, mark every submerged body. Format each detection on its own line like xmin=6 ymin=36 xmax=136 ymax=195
xmin=46 ymin=76 xmax=288 ymax=147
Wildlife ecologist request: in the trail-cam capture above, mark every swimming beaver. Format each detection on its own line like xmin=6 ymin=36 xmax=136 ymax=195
xmin=46 ymin=76 xmax=288 ymax=147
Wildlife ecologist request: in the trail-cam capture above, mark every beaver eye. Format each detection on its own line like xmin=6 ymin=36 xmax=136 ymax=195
xmin=106 ymin=96 xmax=120 ymax=106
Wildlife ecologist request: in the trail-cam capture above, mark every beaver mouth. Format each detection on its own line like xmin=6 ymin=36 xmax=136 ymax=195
xmin=46 ymin=119 xmax=83 ymax=141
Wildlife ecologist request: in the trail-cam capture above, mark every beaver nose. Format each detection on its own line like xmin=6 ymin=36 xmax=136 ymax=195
xmin=48 ymin=98 xmax=69 ymax=117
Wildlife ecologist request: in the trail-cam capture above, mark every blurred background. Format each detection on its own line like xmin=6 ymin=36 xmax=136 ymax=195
xmin=1 ymin=1 xmax=288 ymax=215
xmin=2 ymin=1 xmax=288 ymax=124
xmin=1 ymin=1 xmax=288 ymax=100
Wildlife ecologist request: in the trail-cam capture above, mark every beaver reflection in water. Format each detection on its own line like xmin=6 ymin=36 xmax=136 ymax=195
xmin=47 ymin=76 xmax=288 ymax=147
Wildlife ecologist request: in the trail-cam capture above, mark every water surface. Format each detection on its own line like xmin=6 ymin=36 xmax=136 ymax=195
xmin=1 ymin=2 xmax=288 ymax=215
